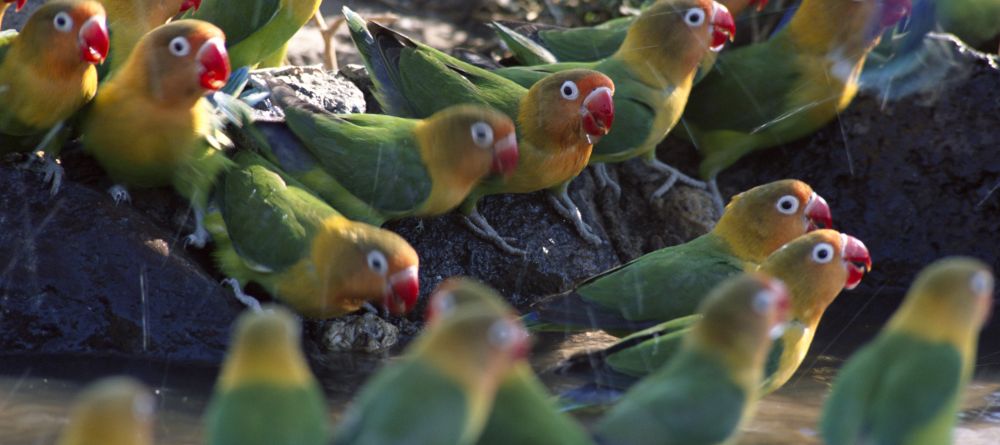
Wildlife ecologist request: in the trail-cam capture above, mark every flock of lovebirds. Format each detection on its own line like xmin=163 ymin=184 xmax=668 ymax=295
xmin=1 ymin=0 xmax=998 ymax=444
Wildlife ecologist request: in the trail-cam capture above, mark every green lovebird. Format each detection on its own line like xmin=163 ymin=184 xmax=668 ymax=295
xmin=204 ymin=306 xmax=329 ymax=445
xmin=933 ymin=0 xmax=1000 ymax=49
xmin=525 ymin=179 xmax=831 ymax=333
xmin=185 ymin=0 xmax=320 ymax=69
xmin=492 ymin=0 xmax=737 ymax=201
xmin=0 ymin=0 xmax=109 ymax=193
xmin=247 ymin=83 xmax=519 ymax=226
xmin=206 ymin=151 xmax=421 ymax=319
xmin=344 ymin=6 xmax=615 ymax=255
xmin=680 ymin=0 xmax=911 ymax=206
xmin=57 ymin=377 xmax=156 ymax=445
xmin=561 ymin=229 xmax=871 ymax=404
xmin=821 ymin=257 xmax=994 ymax=445
xmin=424 ymin=278 xmax=595 ymax=445
xmin=594 ymin=273 xmax=791 ymax=445
xmin=81 ymin=19 xmax=233 ymax=247
xmin=332 ymin=282 xmax=532 ymax=445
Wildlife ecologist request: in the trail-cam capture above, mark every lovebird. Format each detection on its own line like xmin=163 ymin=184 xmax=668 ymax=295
xmin=344 ymin=7 xmax=615 ymax=255
xmin=255 ymin=83 xmax=519 ymax=226
xmin=526 ymin=179 xmax=831 ymax=333
xmin=204 ymin=305 xmax=329 ymax=445
xmin=81 ymin=19 xmax=232 ymax=247
xmin=680 ymin=0 xmax=912 ymax=206
xmin=933 ymin=0 xmax=1000 ymax=49
xmin=98 ymin=0 xmax=201 ymax=75
xmin=561 ymin=229 xmax=872 ymax=403
xmin=185 ymin=0 xmax=320 ymax=69
xmin=424 ymin=278 xmax=595 ymax=445
xmin=0 ymin=0 xmax=109 ymax=193
xmin=57 ymin=377 xmax=156 ymax=445
xmin=332 ymin=281 xmax=531 ymax=445
xmin=492 ymin=0 xmax=737 ymax=202
xmin=820 ymin=257 xmax=994 ymax=445
xmin=594 ymin=273 xmax=791 ymax=445
xmin=0 ymin=0 xmax=26 ymax=27
xmin=493 ymin=0 xmax=766 ymax=65
xmin=207 ymin=151 xmax=420 ymax=318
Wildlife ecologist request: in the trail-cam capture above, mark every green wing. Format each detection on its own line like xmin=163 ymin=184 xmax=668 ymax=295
xmin=188 ymin=0 xmax=282 ymax=46
xmin=282 ymin=106 xmax=433 ymax=215
xmin=478 ymin=365 xmax=593 ymax=445
xmin=491 ymin=22 xmax=557 ymax=66
xmin=333 ymin=361 xmax=469 ymax=445
xmin=218 ymin=151 xmax=338 ymax=271
xmin=204 ymin=383 xmax=329 ymax=445
xmin=578 ymin=234 xmax=745 ymax=322
xmin=588 ymin=59 xmax=659 ymax=162
xmin=821 ymin=334 xmax=964 ymax=445
xmin=189 ymin=0 xmax=319 ymax=69
xmin=537 ymin=18 xmax=630 ymax=62
xmin=604 ymin=315 xmax=701 ymax=377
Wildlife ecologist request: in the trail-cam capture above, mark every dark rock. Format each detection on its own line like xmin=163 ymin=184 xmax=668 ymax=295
xmin=0 ymin=0 xmax=42 ymax=31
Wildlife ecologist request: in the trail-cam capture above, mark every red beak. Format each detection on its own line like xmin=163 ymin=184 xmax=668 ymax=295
xmin=78 ymin=15 xmax=109 ymax=64
xmin=510 ymin=323 xmax=532 ymax=360
xmin=880 ymin=0 xmax=911 ymax=28
xmin=581 ymin=86 xmax=614 ymax=141
xmin=491 ymin=132 xmax=519 ymax=177
xmin=197 ymin=38 xmax=230 ymax=91
xmin=709 ymin=2 xmax=736 ymax=51
xmin=766 ymin=277 xmax=791 ymax=323
xmin=384 ymin=266 xmax=419 ymax=315
xmin=748 ymin=0 xmax=768 ymax=12
xmin=804 ymin=193 xmax=833 ymax=231
xmin=841 ymin=234 xmax=872 ymax=290
xmin=179 ymin=0 xmax=202 ymax=12
xmin=12 ymin=0 xmax=26 ymax=11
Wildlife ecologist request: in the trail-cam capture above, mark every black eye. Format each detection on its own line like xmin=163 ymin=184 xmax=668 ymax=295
xmin=53 ymin=12 xmax=73 ymax=32
xmin=812 ymin=243 xmax=834 ymax=263
xmin=169 ymin=36 xmax=191 ymax=57
xmin=776 ymin=195 xmax=799 ymax=215
xmin=560 ymin=80 xmax=579 ymax=100
xmin=367 ymin=251 xmax=388 ymax=276
xmin=684 ymin=8 xmax=706 ymax=27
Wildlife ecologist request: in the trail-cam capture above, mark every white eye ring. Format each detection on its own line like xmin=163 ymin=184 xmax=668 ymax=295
xmin=684 ymin=8 xmax=706 ymax=27
xmin=752 ymin=290 xmax=775 ymax=314
xmin=971 ymin=271 xmax=994 ymax=295
xmin=559 ymin=80 xmax=579 ymax=100
xmin=776 ymin=195 xmax=800 ymax=215
xmin=53 ymin=12 xmax=74 ymax=33
xmin=488 ymin=320 xmax=516 ymax=347
xmin=366 ymin=250 xmax=388 ymax=276
xmin=811 ymin=243 xmax=835 ymax=264
xmin=432 ymin=292 xmax=456 ymax=318
xmin=169 ymin=36 xmax=191 ymax=57
xmin=470 ymin=121 xmax=494 ymax=149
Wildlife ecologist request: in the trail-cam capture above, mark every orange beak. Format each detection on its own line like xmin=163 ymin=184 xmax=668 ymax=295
xmin=78 ymin=15 xmax=109 ymax=64
xmin=197 ymin=37 xmax=230 ymax=91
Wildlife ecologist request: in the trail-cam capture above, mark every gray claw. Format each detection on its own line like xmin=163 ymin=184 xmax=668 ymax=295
xmin=222 ymin=278 xmax=263 ymax=312
xmin=108 ymin=185 xmax=131 ymax=205
xmin=462 ymin=210 xmax=527 ymax=256
xmin=548 ymin=192 xmax=602 ymax=246
xmin=592 ymin=164 xmax=622 ymax=198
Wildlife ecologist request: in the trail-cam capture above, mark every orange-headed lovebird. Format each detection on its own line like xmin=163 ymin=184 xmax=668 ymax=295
xmin=57 ymin=377 xmax=156 ymax=445
xmin=99 ymin=0 xmax=201 ymax=75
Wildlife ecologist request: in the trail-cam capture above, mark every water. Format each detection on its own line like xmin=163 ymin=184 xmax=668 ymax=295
xmin=2 ymin=333 xmax=999 ymax=444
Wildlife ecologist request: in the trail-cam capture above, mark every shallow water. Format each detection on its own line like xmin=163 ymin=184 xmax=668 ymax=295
xmin=2 ymin=334 xmax=999 ymax=444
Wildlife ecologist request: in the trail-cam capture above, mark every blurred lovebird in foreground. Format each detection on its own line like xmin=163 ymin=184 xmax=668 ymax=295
xmin=0 ymin=0 xmax=109 ymax=193
xmin=57 ymin=377 xmax=155 ymax=445
xmin=333 ymin=279 xmax=531 ymax=445
xmin=252 ymin=84 xmax=519 ymax=227
xmin=595 ymin=273 xmax=791 ymax=445
xmin=207 ymin=151 xmax=420 ymax=318
xmin=204 ymin=306 xmax=329 ymax=445
xmin=821 ymin=257 xmax=994 ymax=445
xmin=98 ymin=0 xmax=201 ymax=75
xmin=526 ymin=179 xmax=830 ymax=333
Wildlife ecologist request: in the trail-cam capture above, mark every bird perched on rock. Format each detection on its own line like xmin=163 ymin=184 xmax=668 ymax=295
xmin=57 ymin=377 xmax=156 ymax=445
xmin=184 ymin=0 xmax=320 ymax=69
xmin=680 ymin=0 xmax=912 ymax=207
xmin=81 ymin=19 xmax=232 ymax=247
xmin=332 ymin=280 xmax=531 ymax=445
xmin=344 ymin=7 xmax=615 ymax=255
xmin=207 ymin=151 xmax=420 ymax=318
xmin=247 ymin=84 xmax=519 ymax=227
xmin=821 ymin=257 xmax=994 ymax=445
xmin=594 ymin=273 xmax=790 ymax=445
xmin=204 ymin=305 xmax=329 ymax=445
xmin=561 ymin=229 xmax=871 ymax=405
xmin=98 ymin=0 xmax=201 ymax=75
xmin=492 ymin=0 xmax=737 ymax=203
xmin=0 ymin=0 xmax=109 ymax=193
xmin=0 ymin=0 xmax=26 ymax=27
xmin=526 ymin=179 xmax=831 ymax=333
xmin=424 ymin=278 xmax=594 ymax=445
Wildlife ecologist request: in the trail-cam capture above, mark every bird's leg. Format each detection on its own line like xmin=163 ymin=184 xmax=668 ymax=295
xmin=591 ymin=164 xmax=621 ymax=198
xmin=646 ymin=157 xmax=708 ymax=201
xmin=222 ymin=278 xmax=263 ymax=312
xmin=462 ymin=209 xmax=527 ymax=256
xmin=312 ymin=12 xmax=343 ymax=72
xmin=547 ymin=185 xmax=602 ymax=245
xmin=707 ymin=178 xmax=725 ymax=217
xmin=108 ymin=184 xmax=131 ymax=205
xmin=184 ymin=205 xmax=211 ymax=248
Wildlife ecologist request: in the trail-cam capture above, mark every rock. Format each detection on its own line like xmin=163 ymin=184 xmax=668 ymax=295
xmin=248 ymin=65 xmax=366 ymax=120
xmin=0 ymin=164 xmax=244 ymax=364
xmin=0 ymin=0 xmax=42 ymax=31
xmin=321 ymin=313 xmax=400 ymax=353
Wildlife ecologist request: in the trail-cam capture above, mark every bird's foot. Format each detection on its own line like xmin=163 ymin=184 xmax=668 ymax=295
xmin=108 ymin=185 xmax=131 ymax=205
xmin=222 ymin=278 xmax=262 ymax=312
xmin=462 ymin=210 xmax=526 ymax=256
xmin=41 ymin=156 xmax=64 ymax=196
xmin=592 ymin=164 xmax=622 ymax=198
xmin=183 ymin=207 xmax=211 ymax=249
xmin=548 ymin=192 xmax=602 ymax=245
xmin=646 ymin=158 xmax=707 ymax=202
xmin=707 ymin=179 xmax=725 ymax=217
